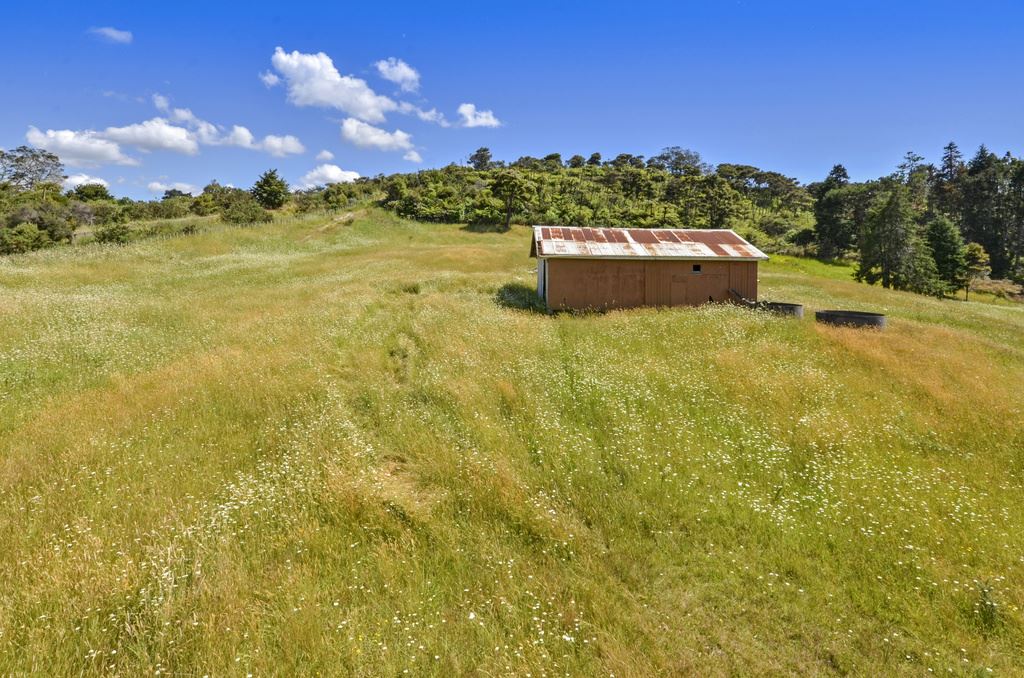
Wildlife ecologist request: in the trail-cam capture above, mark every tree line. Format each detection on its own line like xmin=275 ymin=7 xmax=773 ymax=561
xmin=361 ymin=144 xmax=1019 ymax=298
xmin=3 ymin=142 xmax=1021 ymax=300
xmin=375 ymin=147 xmax=814 ymax=243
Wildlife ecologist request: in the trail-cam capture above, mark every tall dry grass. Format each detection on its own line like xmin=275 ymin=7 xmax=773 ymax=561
xmin=0 ymin=210 xmax=1021 ymax=675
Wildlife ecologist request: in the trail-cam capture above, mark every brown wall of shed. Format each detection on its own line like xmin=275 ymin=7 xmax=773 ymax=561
xmin=544 ymin=259 xmax=758 ymax=310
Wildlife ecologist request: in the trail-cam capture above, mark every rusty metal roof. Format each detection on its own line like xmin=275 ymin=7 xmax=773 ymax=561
xmin=531 ymin=226 xmax=768 ymax=260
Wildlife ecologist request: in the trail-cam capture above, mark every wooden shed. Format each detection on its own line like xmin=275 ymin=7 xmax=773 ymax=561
xmin=529 ymin=226 xmax=768 ymax=311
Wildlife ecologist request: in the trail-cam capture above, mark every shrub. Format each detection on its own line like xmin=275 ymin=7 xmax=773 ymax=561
xmin=157 ymin=196 xmax=192 ymax=219
xmin=323 ymin=180 xmax=381 ymax=210
xmin=758 ymin=215 xmax=793 ymax=237
xmin=190 ymin=193 xmax=218 ymax=216
xmin=466 ymin=195 xmax=504 ymax=226
xmin=791 ymin=227 xmax=817 ymax=248
xmin=94 ymin=221 xmax=132 ymax=245
xmin=293 ymin=190 xmax=325 ymax=213
xmin=222 ymin=195 xmax=273 ymax=225
xmin=0 ymin=222 xmax=52 ymax=254
xmin=89 ymin=201 xmax=126 ymax=226
xmin=5 ymin=203 xmax=74 ymax=243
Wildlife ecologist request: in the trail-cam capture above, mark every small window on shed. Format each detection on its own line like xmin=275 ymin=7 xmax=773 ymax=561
xmin=692 ymin=264 xmax=702 ymax=273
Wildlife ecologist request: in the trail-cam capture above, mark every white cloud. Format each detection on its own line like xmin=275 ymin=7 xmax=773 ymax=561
xmin=294 ymin=163 xmax=360 ymax=190
xmin=147 ymin=181 xmax=197 ymax=195
xmin=397 ymin=102 xmax=449 ymax=127
xmin=403 ymin=150 xmax=422 ymax=163
xmin=88 ymin=27 xmax=133 ymax=44
xmin=29 ymin=104 xmax=302 ymax=167
xmin=259 ymin=70 xmax=280 ymax=87
xmin=375 ymin=57 xmax=420 ymax=93
xmin=25 ymin=126 xmax=137 ymax=167
xmin=457 ymin=103 xmax=501 ymax=128
xmin=102 ymin=118 xmax=199 ymax=155
xmin=63 ymin=174 xmax=109 ymax=190
xmin=340 ymin=118 xmax=413 ymax=152
xmin=148 ymin=95 xmax=305 ymax=156
xmin=204 ymin=125 xmax=303 ymax=156
xmin=218 ymin=125 xmax=255 ymax=148
xmin=316 ymin=149 xmax=334 ymax=161
xmin=413 ymin=107 xmax=448 ymax=126
xmin=165 ymin=107 xmax=221 ymax=144
xmin=260 ymin=134 xmax=305 ymax=157
xmin=270 ymin=47 xmax=397 ymax=123
xmin=162 ymin=105 xmax=191 ymax=123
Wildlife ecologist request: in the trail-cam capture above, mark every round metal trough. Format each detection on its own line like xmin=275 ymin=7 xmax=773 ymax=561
xmin=761 ymin=302 xmax=804 ymax=318
xmin=815 ymin=310 xmax=886 ymax=329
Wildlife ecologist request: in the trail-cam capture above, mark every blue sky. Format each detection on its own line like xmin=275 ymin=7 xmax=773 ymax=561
xmin=3 ymin=1 xmax=1023 ymax=198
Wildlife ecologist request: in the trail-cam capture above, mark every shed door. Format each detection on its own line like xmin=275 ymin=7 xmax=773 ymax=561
xmin=644 ymin=263 xmax=672 ymax=306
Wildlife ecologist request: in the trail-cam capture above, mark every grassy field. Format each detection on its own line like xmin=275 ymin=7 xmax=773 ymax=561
xmin=1 ymin=209 xmax=1022 ymax=676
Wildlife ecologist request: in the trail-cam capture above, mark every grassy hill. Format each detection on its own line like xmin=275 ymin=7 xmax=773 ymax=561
xmin=1 ymin=209 xmax=1022 ymax=675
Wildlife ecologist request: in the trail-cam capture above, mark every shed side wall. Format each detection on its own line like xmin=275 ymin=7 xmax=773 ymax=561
xmin=544 ymin=258 xmax=758 ymax=310
xmin=728 ymin=262 xmax=758 ymax=301
xmin=545 ymin=258 xmax=645 ymax=310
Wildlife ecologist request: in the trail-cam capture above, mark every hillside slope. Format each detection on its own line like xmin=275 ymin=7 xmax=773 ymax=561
xmin=1 ymin=210 xmax=1022 ymax=675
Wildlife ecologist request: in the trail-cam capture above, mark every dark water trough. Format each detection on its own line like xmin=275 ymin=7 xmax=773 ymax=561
xmin=814 ymin=310 xmax=887 ymax=328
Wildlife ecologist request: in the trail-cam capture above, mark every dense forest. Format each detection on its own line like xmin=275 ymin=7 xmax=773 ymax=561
xmin=2 ymin=142 xmax=1022 ymax=299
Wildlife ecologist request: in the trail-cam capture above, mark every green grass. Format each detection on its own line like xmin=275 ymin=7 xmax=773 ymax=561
xmin=1 ymin=209 xmax=1022 ymax=675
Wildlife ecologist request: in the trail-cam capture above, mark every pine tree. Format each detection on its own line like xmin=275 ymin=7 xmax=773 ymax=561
xmin=1008 ymin=159 xmax=1024 ymax=277
xmin=857 ymin=185 xmax=915 ymax=289
xmin=250 ymin=169 xmax=289 ymax=210
xmin=813 ymin=164 xmax=854 ymax=258
xmin=960 ymin=146 xmax=1011 ymax=276
xmin=939 ymin=142 xmax=964 ymax=182
xmin=932 ymin=141 xmax=965 ymax=218
xmin=925 ymin=215 xmax=967 ymax=294
xmin=896 ymin=151 xmax=925 ymax=181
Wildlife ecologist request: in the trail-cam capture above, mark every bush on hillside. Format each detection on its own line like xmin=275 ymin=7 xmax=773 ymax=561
xmin=292 ymin=189 xmax=325 ymax=213
xmin=88 ymin=201 xmax=127 ymax=227
xmin=222 ymin=195 xmax=272 ymax=225
xmin=0 ymin=222 xmax=52 ymax=254
xmin=94 ymin=221 xmax=132 ymax=245
xmin=4 ymin=202 xmax=75 ymax=244
xmin=189 ymin=193 xmax=218 ymax=216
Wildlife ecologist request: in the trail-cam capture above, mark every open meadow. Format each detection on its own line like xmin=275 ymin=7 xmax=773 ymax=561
xmin=1 ymin=210 xmax=1022 ymax=675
